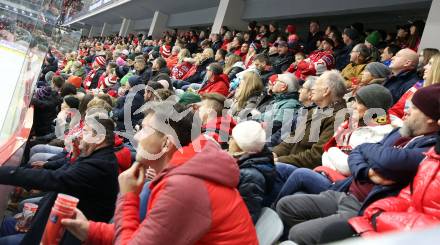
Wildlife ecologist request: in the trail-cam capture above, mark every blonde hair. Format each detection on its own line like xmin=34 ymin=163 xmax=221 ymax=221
xmin=202 ymin=48 xmax=214 ymax=60
xmin=426 ymin=53 xmax=440 ymax=87
xmin=86 ymin=98 xmax=112 ymax=113
xmin=224 ymin=54 xmax=242 ymax=75
xmin=234 ymin=71 xmax=263 ymax=109
xmin=178 ymin=49 xmax=191 ymax=64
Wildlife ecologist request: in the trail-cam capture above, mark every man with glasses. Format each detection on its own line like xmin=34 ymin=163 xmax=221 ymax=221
xmin=272 ymin=70 xmax=347 ymax=169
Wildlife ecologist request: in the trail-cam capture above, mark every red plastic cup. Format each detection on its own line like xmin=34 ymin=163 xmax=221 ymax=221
xmin=41 ymin=194 xmax=78 ymax=245
xmin=56 ymin=194 xmax=79 ymax=207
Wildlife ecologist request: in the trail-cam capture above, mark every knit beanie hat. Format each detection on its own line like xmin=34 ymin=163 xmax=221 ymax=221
xmin=232 ymin=120 xmax=266 ymax=154
xmin=178 ymin=92 xmax=201 ymax=106
xmin=64 ymin=96 xmax=80 ymax=109
xmin=120 ymin=72 xmax=133 ymax=87
xmin=128 ymin=75 xmax=142 ymax=88
xmin=35 ymin=86 xmax=52 ymax=100
xmin=365 ymin=62 xmax=391 ymax=79
xmin=286 ymin=24 xmax=296 ymax=34
xmin=365 ymin=31 xmax=381 ymax=47
xmin=411 ymin=83 xmax=440 ymax=121
xmin=355 ymin=84 xmax=393 ymax=111
xmin=67 ymin=75 xmax=82 ymax=88
xmin=45 ymin=71 xmax=55 ymax=84
xmin=343 ymin=28 xmax=359 ymax=41
xmin=94 ymin=56 xmax=106 ymax=67
xmin=128 ymin=53 xmax=137 ymax=61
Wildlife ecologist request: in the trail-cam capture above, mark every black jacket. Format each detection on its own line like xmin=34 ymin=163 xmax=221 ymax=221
xmin=237 ymin=147 xmax=276 ymax=223
xmin=112 ymin=89 xmax=145 ymax=132
xmin=227 ymin=66 xmax=244 ymax=81
xmin=211 ymin=40 xmax=222 ymax=53
xmin=305 ymin=31 xmax=324 ymax=54
xmin=271 ymin=53 xmax=294 ymax=74
xmin=334 ymin=43 xmax=349 ymax=70
xmin=0 ymin=146 xmax=119 ymax=245
xmin=136 ymin=67 xmax=152 ymax=85
xmin=89 ymin=67 xmax=105 ymax=89
xmin=31 ymin=91 xmax=61 ymax=136
xmin=383 ymin=70 xmax=420 ymax=103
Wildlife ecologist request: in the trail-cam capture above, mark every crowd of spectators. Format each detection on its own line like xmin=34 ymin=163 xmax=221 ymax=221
xmin=0 ymin=18 xmax=440 ymax=245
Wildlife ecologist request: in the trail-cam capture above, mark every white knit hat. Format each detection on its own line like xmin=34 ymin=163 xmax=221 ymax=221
xmin=231 ymin=121 xmax=266 ymax=154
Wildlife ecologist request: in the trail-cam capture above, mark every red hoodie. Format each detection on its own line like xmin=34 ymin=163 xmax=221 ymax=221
xmin=85 ymin=136 xmax=258 ymax=245
xmin=198 ymin=74 xmax=230 ymax=97
xmin=116 ymin=136 xmax=257 ymax=245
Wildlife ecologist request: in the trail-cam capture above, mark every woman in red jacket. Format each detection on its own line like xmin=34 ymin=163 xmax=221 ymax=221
xmin=198 ymin=63 xmax=230 ymax=97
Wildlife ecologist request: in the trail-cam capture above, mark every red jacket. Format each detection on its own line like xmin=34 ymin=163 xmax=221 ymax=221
xmin=166 ymin=55 xmax=178 ymax=70
xmin=288 ymin=50 xmax=335 ymax=80
xmin=198 ymin=74 xmax=230 ymax=97
xmin=349 ymin=147 xmax=440 ymax=236
xmin=114 ymin=136 xmax=257 ymax=245
xmin=388 ymin=84 xmax=419 ymax=120
xmin=87 ymin=137 xmax=257 ymax=245
xmin=171 ymin=61 xmax=193 ymax=80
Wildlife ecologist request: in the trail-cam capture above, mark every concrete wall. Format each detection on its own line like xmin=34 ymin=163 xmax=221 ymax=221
xmin=133 ymin=18 xmax=152 ymax=31
xmin=242 ymin=0 xmax=431 ymax=20
xmin=420 ymin=0 xmax=440 ymax=50
xmin=167 ymin=7 xmax=218 ymax=28
xmin=111 ymin=23 xmax=122 ymax=33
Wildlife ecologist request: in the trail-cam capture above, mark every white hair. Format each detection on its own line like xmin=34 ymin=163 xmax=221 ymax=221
xmin=278 ymin=73 xmax=300 ymax=93
xmin=303 ymin=76 xmax=318 ymax=90
xmin=321 ymin=70 xmax=347 ymax=101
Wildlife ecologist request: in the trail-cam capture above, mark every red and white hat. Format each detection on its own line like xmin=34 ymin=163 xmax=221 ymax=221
xmin=94 ymin=56 xmax=106 ymax=67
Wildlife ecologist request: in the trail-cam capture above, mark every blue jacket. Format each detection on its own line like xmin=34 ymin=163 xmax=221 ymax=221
xmin=237 ymin=147 xmax=276 ymax=223
xmin=112 ymin=89 xmax=145 ymax=132
xmin=383 ymin=70 xmax=419 ymax=103
xmin=332 ymin=128 xmax=437 ymax=214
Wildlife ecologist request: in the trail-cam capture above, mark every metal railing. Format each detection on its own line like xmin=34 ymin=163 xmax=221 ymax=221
xmin=63 ymin=0 xmax=122 ymax=24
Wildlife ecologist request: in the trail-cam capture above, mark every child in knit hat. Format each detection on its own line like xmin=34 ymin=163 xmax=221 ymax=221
xmin=229 ymin=120 xmax=276 ymax=223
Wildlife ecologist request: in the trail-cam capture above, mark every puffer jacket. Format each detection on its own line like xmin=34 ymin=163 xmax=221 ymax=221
xmin=227 ymin=62 xmax=246 ymax=81
xmin=237 ymin=147 xmax=276 ymax=223
xmin=272 ymin=53 xmax=294 ymax=74
xmin=198 ymin=74 xmax=230 ymax=97
xmin=349 ymin=147 xmax=440 ymax=236
xmin=112 ymin=136 xmax=258 ymax=245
